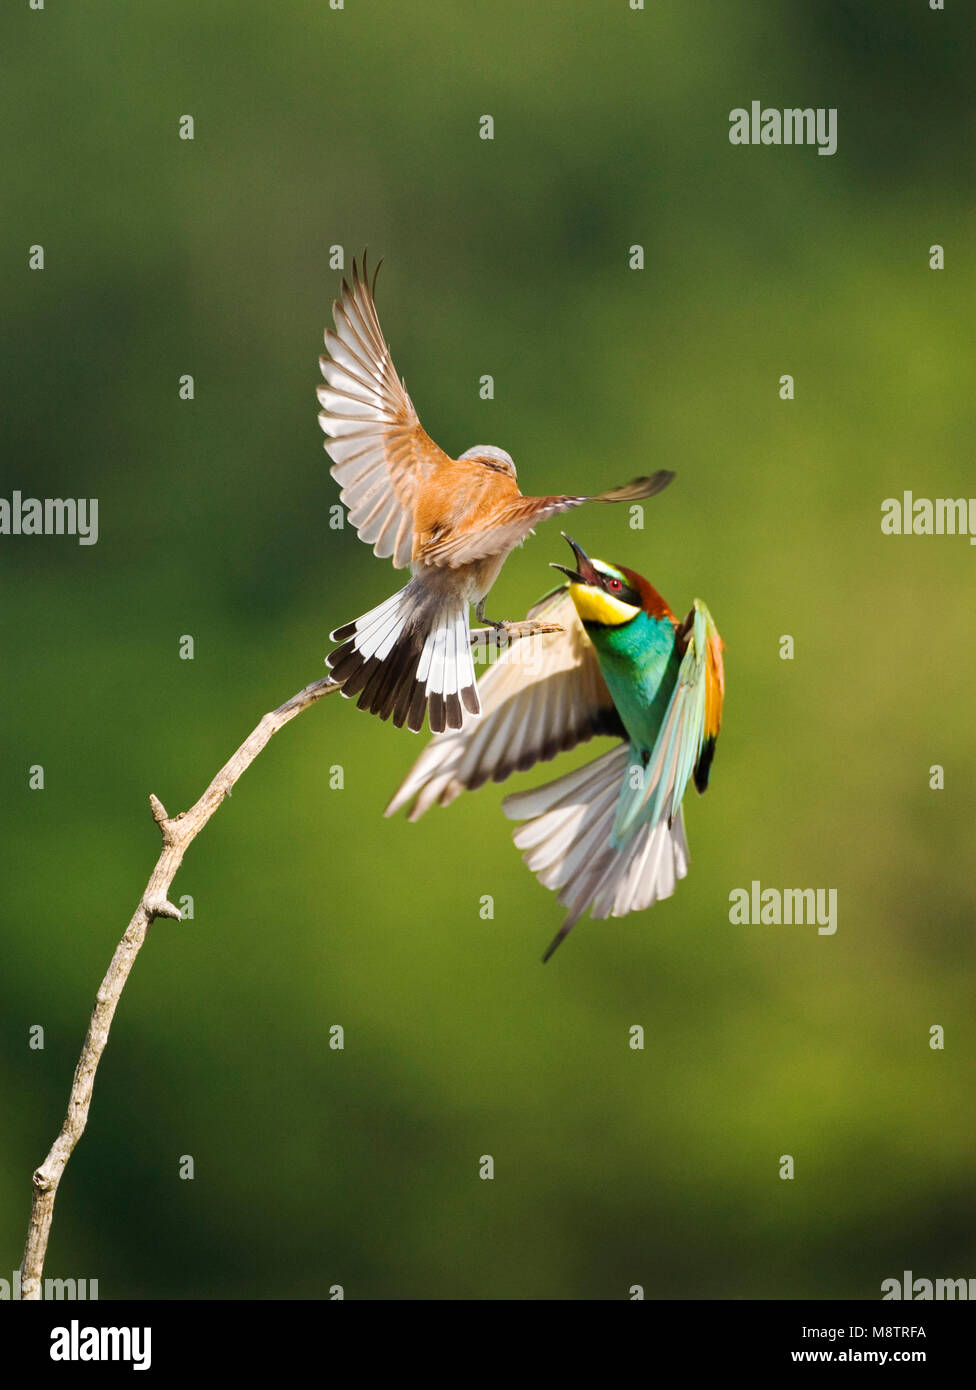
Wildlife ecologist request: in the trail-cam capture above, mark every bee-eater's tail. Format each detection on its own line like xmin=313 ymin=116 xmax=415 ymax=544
xmin=502 ymin=744 xmax=690 ymax=961
xmin=327 ymin=582 xmax=480 ymax=734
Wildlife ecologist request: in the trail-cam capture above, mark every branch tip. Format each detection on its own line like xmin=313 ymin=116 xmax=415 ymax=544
xmin=469 ymin=619 xmax=563 ymax=648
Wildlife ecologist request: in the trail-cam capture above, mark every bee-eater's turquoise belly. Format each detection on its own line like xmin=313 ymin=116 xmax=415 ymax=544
xmin=587 ymin=612 xmax=680 ymax=752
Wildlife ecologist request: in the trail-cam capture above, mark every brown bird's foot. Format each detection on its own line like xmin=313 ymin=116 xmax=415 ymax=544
xmin=474 ymin=599 xmax=507 ymax=630
xmin=473 ymin=602 xmax=561 ymax=640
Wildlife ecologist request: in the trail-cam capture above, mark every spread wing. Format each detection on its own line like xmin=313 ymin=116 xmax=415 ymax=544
xmin=611 ymin=599 xmax=725 ymax=844
xmin=317 ymin=256 xmax=454 ymax=568
xmin=385 ymin=586 xmax=626 ymax=820
xmin=418 ymin=471 xmax=675 ymax=569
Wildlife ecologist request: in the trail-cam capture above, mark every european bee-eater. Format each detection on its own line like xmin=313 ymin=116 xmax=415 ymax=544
xmin=386 ymin=535 xmax=725 ymax=961
xmin=317 ymin=258 xmax=674 ymax=734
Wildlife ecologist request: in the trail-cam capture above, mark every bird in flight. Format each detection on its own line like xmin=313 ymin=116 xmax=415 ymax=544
xmin=386 ymin=535 xmax=725 ymax=961
xmin=317 ymin=257 xmax=674 ymax=734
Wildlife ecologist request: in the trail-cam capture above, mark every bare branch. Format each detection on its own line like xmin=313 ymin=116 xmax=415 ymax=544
xmin=19 ymin=620 xmax=559 ymax=1298
xmin=18 ymin=673 xmax=341 ymax=1298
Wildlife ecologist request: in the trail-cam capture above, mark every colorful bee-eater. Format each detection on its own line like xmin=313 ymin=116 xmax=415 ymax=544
xmin=317 ymin=257 xmax=674 ymax=734
xmin=386 ymin=535 xmax=725 ymax=960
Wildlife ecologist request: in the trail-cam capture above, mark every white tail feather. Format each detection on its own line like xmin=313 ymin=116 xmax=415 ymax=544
xmin=327 ymin=581 xmax=479 ymax=733
xmin=503 ymin=743 xmax=690 ymax=957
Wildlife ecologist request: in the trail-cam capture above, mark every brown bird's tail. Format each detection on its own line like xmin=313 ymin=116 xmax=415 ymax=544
xmin=327 ymin=580 xmax=480 ymax=734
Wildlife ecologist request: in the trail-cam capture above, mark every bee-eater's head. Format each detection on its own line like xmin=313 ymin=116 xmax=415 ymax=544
xmin=551 ymin=535 xmax=646 ymax=627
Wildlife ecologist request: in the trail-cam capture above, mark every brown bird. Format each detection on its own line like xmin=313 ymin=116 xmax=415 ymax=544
xmin=317 ymin=256 xmax=674 ymax=734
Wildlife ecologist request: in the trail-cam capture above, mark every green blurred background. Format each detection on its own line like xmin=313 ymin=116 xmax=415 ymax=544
xmin=2 ymin=0 xmax=973 ymax=1300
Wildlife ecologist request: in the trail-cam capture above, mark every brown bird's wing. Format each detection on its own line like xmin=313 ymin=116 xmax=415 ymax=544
xmin=385 ymin=586 xmax=626 ymax=820
xmin=317 ymin=256 xmax=454 ymax=569
xmin=417 ymin=470 xmax=675 ymax=569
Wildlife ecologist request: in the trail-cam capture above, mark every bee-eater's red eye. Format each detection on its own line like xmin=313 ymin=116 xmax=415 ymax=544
xmin=608 ymin=578 xmax=621 ymax=590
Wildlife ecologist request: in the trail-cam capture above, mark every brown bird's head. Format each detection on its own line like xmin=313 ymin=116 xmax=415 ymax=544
xmin=458 ymin=445 xmax=518 ymax=481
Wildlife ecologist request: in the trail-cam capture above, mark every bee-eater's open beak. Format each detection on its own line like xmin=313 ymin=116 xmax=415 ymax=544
xmin=550 ymin=533 xmax=600 ymax=586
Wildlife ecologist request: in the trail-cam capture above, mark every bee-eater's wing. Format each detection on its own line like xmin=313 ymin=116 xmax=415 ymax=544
xmin=317 ymin=256 xmax=454 ymax=569
xmin=611 ymin=599 xmax=725 ymax=844
xmin=416 ymin=471 xmax=675 ymax=568
xmin=502 ymin=745 xmax=691 ymax=961
xmin=384 ymin=586 xmax=626 ymax=820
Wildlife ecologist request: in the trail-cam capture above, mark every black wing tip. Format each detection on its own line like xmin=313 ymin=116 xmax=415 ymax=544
xmin=586 ymin=470 xmax=676 ymax=505
xmin=347 ymin=248 xmax=382 ymax=300
xmin=694 ymin=737 xmax=717 ymax=794
xmin=626 ymin=470 xmax=675 ymax=500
